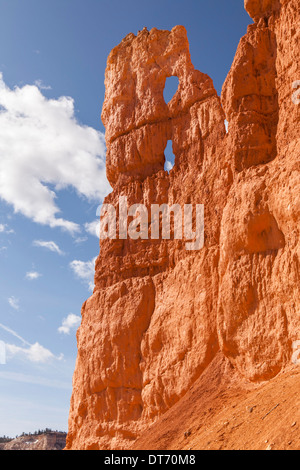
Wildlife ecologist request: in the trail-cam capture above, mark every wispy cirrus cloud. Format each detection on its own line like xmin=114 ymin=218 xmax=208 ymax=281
xmin=34 ymin=79 xmax=52 ymax=90
xmin=74 ymin=236 xmax=88 ymax=244
xmin=0 ymin=73 xmax=111 ymax=233
xmin=8 ymin=296 xmax=20 ymax=311
xmin=0 ymin=322 xmax=62 ymax=364
xmin=33 ymin=240 xmax=64 ymax=255
xmin=0 ymin=322 xmax=29 ymax=345
xmin=0 ymin=371 xmax=71 ymax=390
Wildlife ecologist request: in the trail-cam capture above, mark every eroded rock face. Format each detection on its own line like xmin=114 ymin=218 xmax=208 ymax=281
xmin=244 ymin=0 xmax=281 ymax=22
xmin=67 ymin=0 xmax=299 ymax=450
xmin=218 ymin=0 xmax=300 ymax=382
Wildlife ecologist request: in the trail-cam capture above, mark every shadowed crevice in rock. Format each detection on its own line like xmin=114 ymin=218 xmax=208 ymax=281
xmin=245 ymin=211 xmax=285 ymax=254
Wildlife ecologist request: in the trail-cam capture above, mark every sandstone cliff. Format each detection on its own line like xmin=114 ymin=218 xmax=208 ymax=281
xmin=0 ymin=432 xmax=66 ymax=451
xmin=66 ymin=0 xmax=300 ymax=450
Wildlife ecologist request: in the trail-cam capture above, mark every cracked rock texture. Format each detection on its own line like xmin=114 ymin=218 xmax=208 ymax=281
xmin=66 ymin=0 xmax=300 ymax=450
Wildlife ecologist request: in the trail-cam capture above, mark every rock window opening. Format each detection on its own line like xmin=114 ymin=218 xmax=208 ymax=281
xmin=164 ymin=140 xmax=175 ymax=173
xmin=163 ymin=76 xmax=179 ymax=104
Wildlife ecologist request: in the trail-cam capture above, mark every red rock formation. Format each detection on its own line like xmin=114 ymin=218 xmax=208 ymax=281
xmin=218 ymin=0 xmax=300 ymax=382
xmin=66 ymin=0 xmax=299 ymax=450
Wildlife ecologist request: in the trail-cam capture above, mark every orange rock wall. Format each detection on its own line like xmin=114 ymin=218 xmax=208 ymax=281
xmin=66 ymin=0 xmax=300 ymax=450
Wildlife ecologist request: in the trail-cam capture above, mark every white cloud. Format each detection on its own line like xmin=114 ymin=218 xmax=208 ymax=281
xmin=0 ymin=73 xmax=111 ymax=233
xmin=165 ymin=160 xmax=173 ymax=172
xmin=225 ymin=119 xmax=229 ymax=133
xmin=5 ymin=342 xmax=63 ymax=364
xmin=0 ymin=322 xmax=62 ymax=364
xmin=0 ymin=223 xmax=14 ymax=234
xmin=58 ymin=313 xmax=81 ymax=335
xmin=25 ymin=271 xmax=41 ymax=281
xmin=33 ymin=240 xmax=64 ymax=255
xmin=85 ymin=220 xmax=100 ymax=238
xmin=8 ymin=296 xmax=20 ymax=310
xmin=70 ymin=257 xmax=96 ymax=291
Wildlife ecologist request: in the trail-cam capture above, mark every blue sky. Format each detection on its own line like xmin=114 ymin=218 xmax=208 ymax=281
xmin=0 ymin=0 xmax=251 ymax=437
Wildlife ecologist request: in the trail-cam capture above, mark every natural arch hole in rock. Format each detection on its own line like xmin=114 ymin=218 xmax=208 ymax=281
xmin=163 ymin=76 xmax=179 ymax=104
xmin=164 ymin=140 xmax=175 ymax=173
